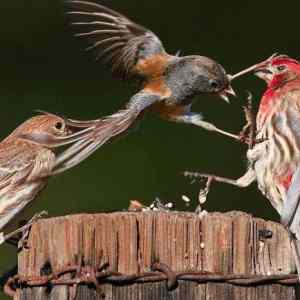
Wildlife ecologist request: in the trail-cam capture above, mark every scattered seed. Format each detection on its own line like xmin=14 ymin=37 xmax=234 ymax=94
xmin=165 ymin=202 xmax=173 ymax=208
xmin=182 ymin=195 xmax=191 ymax=203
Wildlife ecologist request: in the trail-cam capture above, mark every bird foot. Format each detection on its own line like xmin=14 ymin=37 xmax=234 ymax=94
xmin=238 ymin=92 xmax=256 ymax=148
xmin=184 ymin=172 xmax=215 ymax=208
xmin=196 ymin=209 xmax=208 ymax=219
xmin=18 ymin=210 xmax=48 ymax=249
xmin=1 ymin=211 xmax=48 ymax=249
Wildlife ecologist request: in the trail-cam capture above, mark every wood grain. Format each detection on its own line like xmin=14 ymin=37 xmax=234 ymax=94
xmin=15 ymin=211 xmax=296 ymax=299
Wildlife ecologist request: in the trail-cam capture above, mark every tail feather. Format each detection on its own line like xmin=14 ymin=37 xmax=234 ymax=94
xmin=52 ymin=91 xmax=160 ymax=175
xmin=52 ymin=108 xmax=140 ymax=174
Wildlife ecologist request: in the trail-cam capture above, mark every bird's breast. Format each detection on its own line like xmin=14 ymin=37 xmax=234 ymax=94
xmin=150 ymin=101 xmax=190 ymax=120
xmin=252 ymin=102 xmax=300 ymax=214
xmin=0 ymin=180 xmax=46 ymax=233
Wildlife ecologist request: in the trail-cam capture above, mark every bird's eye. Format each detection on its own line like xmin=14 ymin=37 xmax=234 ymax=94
xmin=54 ymin=121 xmax=64 ymax=130
xmin=209 ymin=80 xmax=219 ymax=89
xmin=276 ymin=65 xmax=286 ymax=72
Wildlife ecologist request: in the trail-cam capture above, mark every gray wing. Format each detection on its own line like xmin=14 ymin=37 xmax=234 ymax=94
xmin=281 ymin=165 xmax=300 ymax=234
xmin=66 ymin=0 xmax=168 ymax=80
xmin=281 ymin=165 xmax=300 ymax=281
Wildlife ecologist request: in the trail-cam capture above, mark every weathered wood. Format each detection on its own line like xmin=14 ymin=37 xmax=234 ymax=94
xmin=15 ymin=211 xmax=296 ymax=299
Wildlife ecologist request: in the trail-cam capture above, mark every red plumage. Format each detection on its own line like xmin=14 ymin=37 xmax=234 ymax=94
xmin=185 ymin=55 xmax=300 ymax=277
xmin=253 ymin=57 xmax=300 ymax=213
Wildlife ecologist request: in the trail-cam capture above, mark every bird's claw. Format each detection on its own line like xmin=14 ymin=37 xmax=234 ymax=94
xmin=183 ymin=171 xmax=213 ymax=182
xmin=196 ymin=209 xmax=208 ymax=219
xmin=236 ymin=91 xmax=256 ymax=147
xmin=17 ymin=210 xmax=48 ymax=250
xmin=183 ymin=172 xmax=214 ymax=211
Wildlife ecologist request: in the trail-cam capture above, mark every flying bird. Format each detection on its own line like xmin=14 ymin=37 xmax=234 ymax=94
xmin=0 ymin=114 xmax=94 ymax=244
xmin=185 ymin=54 xmax=300 ymax=278
xmin=56 ymin=0 xmax=241 ymax=172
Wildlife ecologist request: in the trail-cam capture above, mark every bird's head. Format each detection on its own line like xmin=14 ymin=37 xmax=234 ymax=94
xmin=13 ymin=115 xmax=69 ymax=141
xmin=253 ymin=55 xmax=300 ymax=88
xmin=11 ymin=114 xmax=93 ymax=149
xmin=166 ymin=56 xmax=236 ymax=103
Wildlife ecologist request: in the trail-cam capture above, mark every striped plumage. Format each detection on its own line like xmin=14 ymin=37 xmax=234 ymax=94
xmin=245 ymin=56 xmax=300 ymax=277
xmin=0 ymin=114 xmax=94 ymax=240
xmin=250 ymin=58 xmax=300 ymax=218
xmin=185 ymin=55 xmax=300 ymax=277
xmin=252 ymin=90 xmax=298 ymax=214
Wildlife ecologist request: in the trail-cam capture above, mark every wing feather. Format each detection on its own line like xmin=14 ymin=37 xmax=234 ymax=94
xmin=66 ymin=0 xmax=168 ymax=79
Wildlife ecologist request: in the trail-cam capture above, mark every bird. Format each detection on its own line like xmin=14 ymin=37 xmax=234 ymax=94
xmin=54 ymin=0 xmax=240 ymax=173
xmin=184 ymin=54 xmax=300 ymax=277
xmin=0 ymin=114 xmax=94 ymax=244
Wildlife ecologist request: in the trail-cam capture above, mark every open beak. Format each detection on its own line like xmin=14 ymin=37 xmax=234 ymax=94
xmin=229 ymin=53 xmax=279 ymax=81
xmin=218 ymin=85 xmax=236 ymax=104
xmin=253 ymin=67 xmax=273 ymax=82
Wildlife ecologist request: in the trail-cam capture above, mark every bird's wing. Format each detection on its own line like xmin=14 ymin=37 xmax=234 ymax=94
xmin=281 ymin=164 xmax=300 ymax=281
xmin=280 ymin=89 xmax=300 ymax=232
xmin=276 ymin=88 xmax=300 ymax=229
xmin=0 ymin=140 xmax=55 ymax=189
xmin=66 ymin=0 xmax=170 ymax=80
xmin=281 ymin=165 xmax=300 ymax=230
xmin=0 ymin=140 xmax=55 ymax=231
xmin=0 ymin=141 xmax=35 ymax=189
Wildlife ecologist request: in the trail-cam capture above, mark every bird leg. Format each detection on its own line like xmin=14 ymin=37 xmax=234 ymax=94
xmin=0 ymin=211 xmax=48 ymax=248
xmin=169 ymin=113 xmax=243 ymax=142
xmin=238 ymin=92 xmax=256 ymax=148
xmin=195 ymin=176 xmax=213 ymax=215
xmin=184 ymin=168 xmax=256 ymax=201
xmin=184 ymin=169 xmax=255 ymax=188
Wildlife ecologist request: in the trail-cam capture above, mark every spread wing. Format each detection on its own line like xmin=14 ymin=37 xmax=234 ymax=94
xmin=66 ymin=0 xmax=169 ymax=80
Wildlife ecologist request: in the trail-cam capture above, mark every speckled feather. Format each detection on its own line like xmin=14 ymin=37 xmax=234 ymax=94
xmin=0 ymin=114 xmax=95 ymax=234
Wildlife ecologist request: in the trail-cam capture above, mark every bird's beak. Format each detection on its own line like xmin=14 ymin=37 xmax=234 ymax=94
xmin=229 ymin=53 xmax=279 ymax=81
xmin=253 ymin=67 xmax=273 ymax=82
xmin=218 ymin=85 xmax=236 ymax=103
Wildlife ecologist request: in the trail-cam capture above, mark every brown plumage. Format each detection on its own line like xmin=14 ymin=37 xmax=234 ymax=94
xmin=54 ymin=1 xmax=240 ymax=172
xmin=67 ymin=0 xmax=168 ymax=80
xmin=0 ymin=114 xmax=94 ymax=240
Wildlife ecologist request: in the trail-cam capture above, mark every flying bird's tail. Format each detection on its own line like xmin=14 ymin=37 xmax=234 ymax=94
xmin=52 ymin=107 xmax=142 ymax=175
xmin=48 ymin=92 xmax=161 ymax=175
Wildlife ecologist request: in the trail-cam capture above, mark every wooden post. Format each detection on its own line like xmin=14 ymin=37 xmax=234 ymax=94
xmin=12 ymin=211 xmax=296 ymax=299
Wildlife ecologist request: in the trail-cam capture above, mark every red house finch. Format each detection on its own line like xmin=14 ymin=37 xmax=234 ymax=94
xmin=55 ymin=0 xmax=240 ymax=172
xmin=0 ymin=114 xmax=93 ymax=244
xmin=185 ymin=55 xmax=300 ymax=276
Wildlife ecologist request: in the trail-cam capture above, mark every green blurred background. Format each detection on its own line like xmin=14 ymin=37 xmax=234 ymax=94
xmin=0 ymin=0 xmax=300 ymax=298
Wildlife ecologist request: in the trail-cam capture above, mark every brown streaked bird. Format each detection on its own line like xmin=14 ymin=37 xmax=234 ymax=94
xmin=53 ymin=0 xmax=240 ymax=172
xmin=0 ymin=114 xmax=94 ymax=243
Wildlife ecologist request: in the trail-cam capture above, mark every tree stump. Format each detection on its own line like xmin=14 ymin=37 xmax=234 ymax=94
xmin=12 ymin=211 xmax=296 ymax=299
